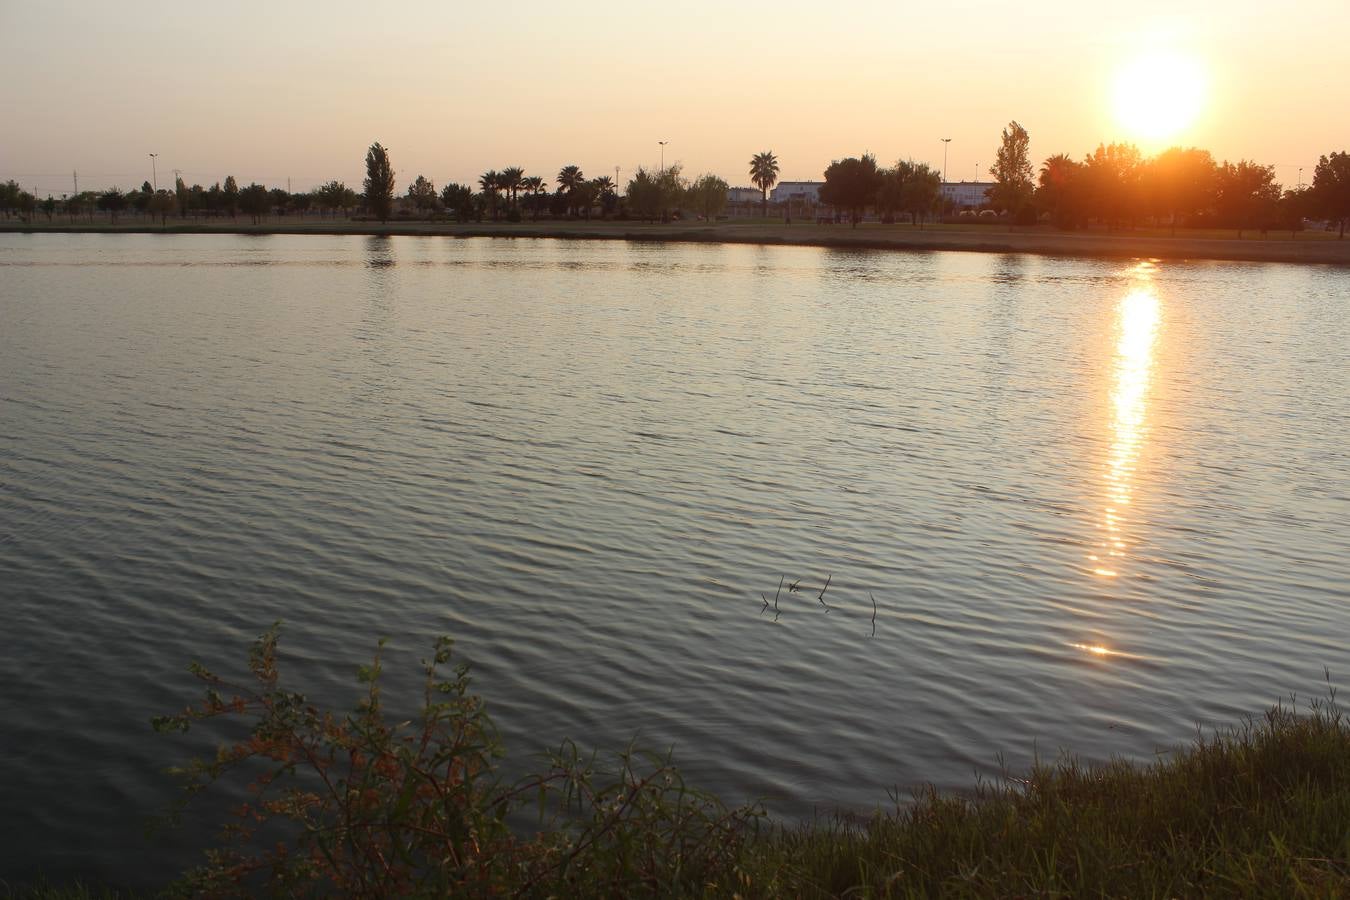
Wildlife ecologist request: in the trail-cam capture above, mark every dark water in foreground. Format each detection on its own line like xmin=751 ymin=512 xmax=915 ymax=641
xmin=1 ymin=234 xmax=1346 ymax=886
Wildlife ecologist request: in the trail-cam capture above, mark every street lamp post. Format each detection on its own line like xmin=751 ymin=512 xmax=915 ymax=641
xmin=658 ymin=141 xmax=668 ymax=172
xmin=941 ymin=138 xmax=951 ymax=183
xmin=149 ymin=153 xmax=159 ymax=191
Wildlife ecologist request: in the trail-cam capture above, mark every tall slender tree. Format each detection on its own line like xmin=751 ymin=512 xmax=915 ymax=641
xmin=223 ymin=175 xmax=240 ymax=218
xmin=989 ymin=121 xmax=1034 ymax=222
xmin=363 ymin=143 xmax=396 ymax=222
xmin=749 ymin=151 xmax=780 ymax=218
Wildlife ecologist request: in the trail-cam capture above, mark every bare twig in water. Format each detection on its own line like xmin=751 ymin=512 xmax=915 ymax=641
xmin=788 ymin=579 xmax=801 ymax=593
xmin=775 ymin=576 xmax=784 ymax=609
xmin=818 ymin=574 xmax=832 ymax=602
xmin=760 ymin=594 xmax=769 ymax=615
xmin=870 ymin=593 xmax=877 ymax=637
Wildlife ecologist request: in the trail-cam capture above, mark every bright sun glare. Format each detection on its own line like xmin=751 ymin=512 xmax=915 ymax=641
xmin=1113 ymin=51 xmax=1206 ymax=143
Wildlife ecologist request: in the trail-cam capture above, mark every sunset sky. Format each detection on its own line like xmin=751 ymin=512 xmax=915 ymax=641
xmin=3 ymin=0 xmax=1346 ymax=197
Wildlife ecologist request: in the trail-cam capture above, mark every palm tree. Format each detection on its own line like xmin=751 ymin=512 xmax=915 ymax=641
xmin=520 ymin=175 xmax=545 ymax=220
xmin=499 ymin=167 xmax=524 ymax=211
xmin=593 ymin=176 xmax=616 ymax=218
xmin=749 ymin=151 xmax=780 ymax=219
xmin=479 ymin=170 xmax=500 ymax=219
xmin=557 ymin=165 xmax=585 ymax=216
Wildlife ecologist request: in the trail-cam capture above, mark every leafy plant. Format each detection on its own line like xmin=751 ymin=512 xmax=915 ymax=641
xmin=154 ymin=627 xmax=762 ymax=897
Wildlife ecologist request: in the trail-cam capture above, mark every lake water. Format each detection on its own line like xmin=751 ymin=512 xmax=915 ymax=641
xmin=1 ymin=233 xmax=1346 ymax=887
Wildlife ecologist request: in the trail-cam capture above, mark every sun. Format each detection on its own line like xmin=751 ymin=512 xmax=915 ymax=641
xmin=1113 ymin=50 xmax=1206 ymax=144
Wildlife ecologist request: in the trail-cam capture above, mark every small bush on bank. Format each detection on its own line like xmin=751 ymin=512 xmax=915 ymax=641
xmin=152 ymin=629 xmax=1350 ymax=897
xmin=153 ymin=627 xmax=761 ymax=897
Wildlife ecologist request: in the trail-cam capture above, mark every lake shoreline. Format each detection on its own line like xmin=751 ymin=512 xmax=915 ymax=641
xmin=6 ymin=219 xmax=1349 ymax=265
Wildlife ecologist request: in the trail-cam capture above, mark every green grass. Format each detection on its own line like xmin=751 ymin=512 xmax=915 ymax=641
xmin=742 ymin=694 xmax=1350 ymax=897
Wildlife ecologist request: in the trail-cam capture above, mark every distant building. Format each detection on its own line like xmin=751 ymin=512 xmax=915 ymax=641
xmin=941 ymin=181 xmax=990 ymax=209
xmin=770 ymin=181 xmax=822 ymax=204
xmin=728 ymin=186 xmax=762 ymax=204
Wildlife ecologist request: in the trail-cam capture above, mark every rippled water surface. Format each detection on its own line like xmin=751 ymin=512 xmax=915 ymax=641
xmin=1 ymin=233 xmax=1347 ymax=885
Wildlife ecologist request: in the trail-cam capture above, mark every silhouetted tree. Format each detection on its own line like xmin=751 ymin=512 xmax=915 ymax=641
xmin=64 ymin=192 xmax=83 ymax=222
xmin=499 ymin=167 xmax=524 ymax=211
xmin=148 ymin=189 xmax=176 ymax=226
xmin=519 ymin=176 xmax=546 ymax=220
xmin=130 ymin=181 xmax=154 ymax=217
xmin=407 ymin=175 xmax=437 ymax=215
xmin=897 ymin=160 xmax=942 ymax=227
xmin=989 ymin=121 xmax=1035 ymax=222
xmin=749 ymin=151 xmax=780 ymax=218
xmin=1277 ymin=186 xmax=1313 ymax=238
xmin=175 ymin=176 xmax=189 ymax=218
xmin=572 ymin=180 xmax=601 ymax=220
xmin=1083 ymin=143 xmax=1145 ymax=229
xmin=239 ymin=183 xmax=270 ymax=224
xmin=223 ymin=176 xmax=240 ymax=218
xmin=0 ymin=180 xmax=19 ymax=218
xmin=440 ymin=183 xmax=473 ymax=221
xmin=39 ymin=195 xmax=56 ymax=221
xmin=1037 ymin=154 xmax=1085 ymax=228
xmin=1146 ymin=147 xmax=1216 ymax=234
xmin=1312 ymin=151 xmax=1350 ymax=238
xmin=478 ymin=170 xmax=500 ymax=219
xmin=1215 ymin=160 xmax=1279 ymax=238
xmin=624 ymin=168 xmax=663 ymax=222
xmin=316 ymin=180 xmax=351 ymax=217
xmin=98 ymin=188 xmax=127 ymax=223
xmin=556 ymin=165 xmax=585 ymax=216
xmin=363 ymin=143 xmax=396 ymax=222
xmin=268 ymin=188 xmax=290 ymax=216
xmin=819 ymin=154 xmax=882 ymax=227
xmin=687 ymin=174 xmax=728 ymax=222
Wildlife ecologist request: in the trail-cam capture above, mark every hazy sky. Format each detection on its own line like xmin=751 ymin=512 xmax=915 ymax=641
xmin=3 ymin=0 xmax=1346 ymax=196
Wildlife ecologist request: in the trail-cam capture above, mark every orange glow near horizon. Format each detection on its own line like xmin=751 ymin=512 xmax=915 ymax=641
xmin=1113 ymin=50 xmax=1208 ymax=145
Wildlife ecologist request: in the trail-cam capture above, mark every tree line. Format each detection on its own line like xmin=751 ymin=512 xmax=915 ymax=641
xmin=3 ymin=134 xmax=1347 ymax=237
xmin=975 ymin=121 xmax=1350 ymax=238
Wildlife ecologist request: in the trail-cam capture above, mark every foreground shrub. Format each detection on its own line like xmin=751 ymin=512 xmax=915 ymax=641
xmin=154 ymin=627 xmax=762 ymax=897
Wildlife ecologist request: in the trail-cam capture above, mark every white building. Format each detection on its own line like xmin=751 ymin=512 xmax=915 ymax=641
xmin=770 ymin=181 xmax=822 ymax=204
xmin=941 ymin=181 xmax=990 ymax=209
xmin=728 ymin=186 xmax=762 ymax=204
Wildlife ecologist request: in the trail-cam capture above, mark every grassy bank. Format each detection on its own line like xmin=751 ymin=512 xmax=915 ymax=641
xmin=7 ymin=635 xmax=1347 ymax=897
xmin=5 ymin=218 xmax=1350 ymax=266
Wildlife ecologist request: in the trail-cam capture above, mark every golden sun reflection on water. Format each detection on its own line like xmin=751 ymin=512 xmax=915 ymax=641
xmin=1091 ymin=265 xmax=1161 ymax=581
xmin=1075 ymin=265 xmax=1161 ymax=662
xmin=1068 ymin=642 xmax=1145 ymax=661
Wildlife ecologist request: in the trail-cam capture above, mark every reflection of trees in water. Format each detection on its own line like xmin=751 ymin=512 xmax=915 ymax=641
xmin=351 ymin=237 xmax=398 ymax=410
